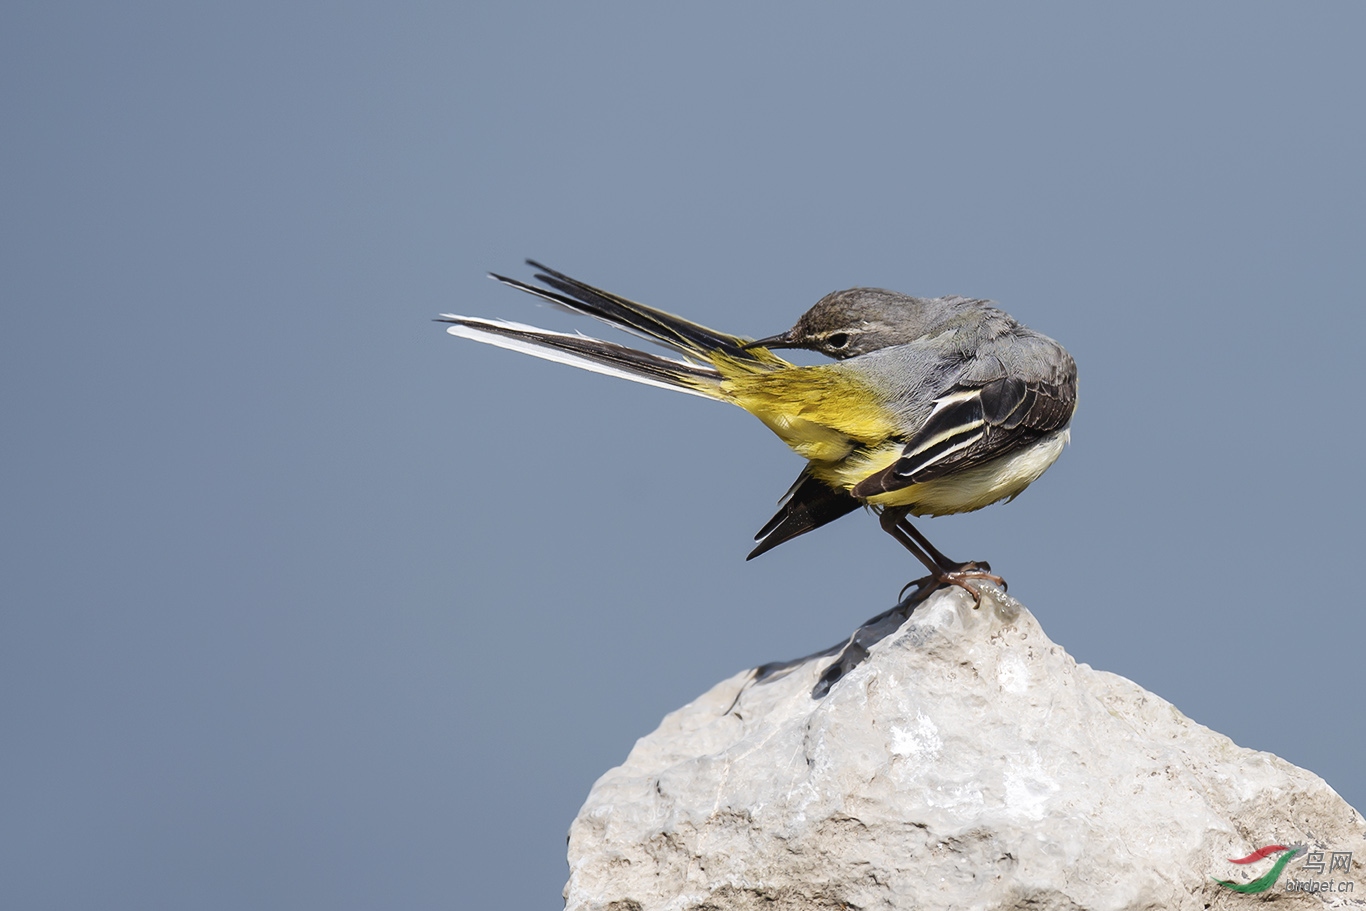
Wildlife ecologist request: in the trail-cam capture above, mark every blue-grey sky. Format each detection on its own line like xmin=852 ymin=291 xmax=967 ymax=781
xmin=3 ymin=4 xmax=1363 ymax=909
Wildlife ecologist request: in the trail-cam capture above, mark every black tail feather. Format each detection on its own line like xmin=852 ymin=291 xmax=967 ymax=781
xmin=493 ymin=262 xmax=777 ymax=367
xmin=526 ymin=260 xmax=751 ymax=358
xmin=748 ymin=472 xmax=860 ymax=559
xmin=436 ymin=315 xmax=720 ymax=391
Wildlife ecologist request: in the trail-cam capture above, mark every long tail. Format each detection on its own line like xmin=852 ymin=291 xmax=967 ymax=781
xmin=488 ymin=261 xmax=787 ymax=367
xmin=441 ymin=263 xmax=848 ymax=557
xmin=436 ymin=314 xmax=726 ymax=399
xmin=441 ymin=262 xmax=787 ymax=398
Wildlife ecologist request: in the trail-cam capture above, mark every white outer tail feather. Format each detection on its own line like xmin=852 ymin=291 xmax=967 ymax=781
xmin=440 ymin=315 xmax=719 ymax=399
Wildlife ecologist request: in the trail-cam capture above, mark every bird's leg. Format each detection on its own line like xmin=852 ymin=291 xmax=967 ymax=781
xmin=878 ymin=507 xmax=1006 ymax=606
xmin=894 ymin=517 xmax=1004 ymax=589
xmin=877 ymin=507 xmax=943 ymax=575
xmin=877 ymin=508 xmax=955 ymax=604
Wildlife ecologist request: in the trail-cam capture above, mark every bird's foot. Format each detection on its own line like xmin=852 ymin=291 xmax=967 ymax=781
xmin=897 ymin=574 xmax=939 ymax=604
xmin=939 ymin=565 xmax=1007 ymax=607
xmin=897 ymin=561 xmax=1006 ymax=608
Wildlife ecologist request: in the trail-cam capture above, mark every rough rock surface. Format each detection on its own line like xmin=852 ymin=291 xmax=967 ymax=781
xmin=564 ymin=587 xmax=1365 ymax=910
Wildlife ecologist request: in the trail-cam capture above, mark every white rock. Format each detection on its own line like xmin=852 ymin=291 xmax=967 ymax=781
xmin=564 ymin=587 xmax=1365 ymax=910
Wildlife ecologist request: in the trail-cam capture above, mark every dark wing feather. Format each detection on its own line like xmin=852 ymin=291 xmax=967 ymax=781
xmin=852 ymin=369 xmax=1076 ymax=499
xmin=747 ymin=471 xmax=861 ymax=559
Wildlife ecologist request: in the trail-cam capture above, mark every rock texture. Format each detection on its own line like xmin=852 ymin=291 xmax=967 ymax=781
xmin=564 ymin=587 xmax=1365 ymax=910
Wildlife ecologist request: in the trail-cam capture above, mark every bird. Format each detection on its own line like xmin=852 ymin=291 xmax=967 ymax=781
xmin=439 ymin=260 xmax=1077 ymax=602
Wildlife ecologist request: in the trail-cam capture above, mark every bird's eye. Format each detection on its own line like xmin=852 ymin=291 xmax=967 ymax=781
xmin=827 ymin=333 xmax=849 ymax=349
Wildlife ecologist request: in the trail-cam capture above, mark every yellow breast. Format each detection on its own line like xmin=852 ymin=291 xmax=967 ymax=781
xmin=718 ymin=361 xmax=899 ymax=464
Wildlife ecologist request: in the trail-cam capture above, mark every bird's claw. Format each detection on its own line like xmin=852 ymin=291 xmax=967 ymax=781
xmin=897 ymin=562 xmax=1006 ymax=608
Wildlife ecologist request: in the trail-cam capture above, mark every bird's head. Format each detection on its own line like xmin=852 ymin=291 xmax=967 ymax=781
xmin=744 ymin=288 xmax=975 ymax=359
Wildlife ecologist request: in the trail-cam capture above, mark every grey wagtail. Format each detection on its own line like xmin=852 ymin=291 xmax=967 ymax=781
xmin=439 ymin=261 xmax=1077 ymax=601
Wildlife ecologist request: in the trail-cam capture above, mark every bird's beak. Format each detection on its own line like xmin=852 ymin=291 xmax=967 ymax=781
xmin=741 ymin=331 xmax=798 ymax=350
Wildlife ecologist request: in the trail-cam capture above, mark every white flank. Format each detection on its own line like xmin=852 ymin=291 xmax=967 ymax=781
xmin=907 ymin=428 xmax=1070 ymax=515
xmin=440 ymin=315 xmax=718 ymax=399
